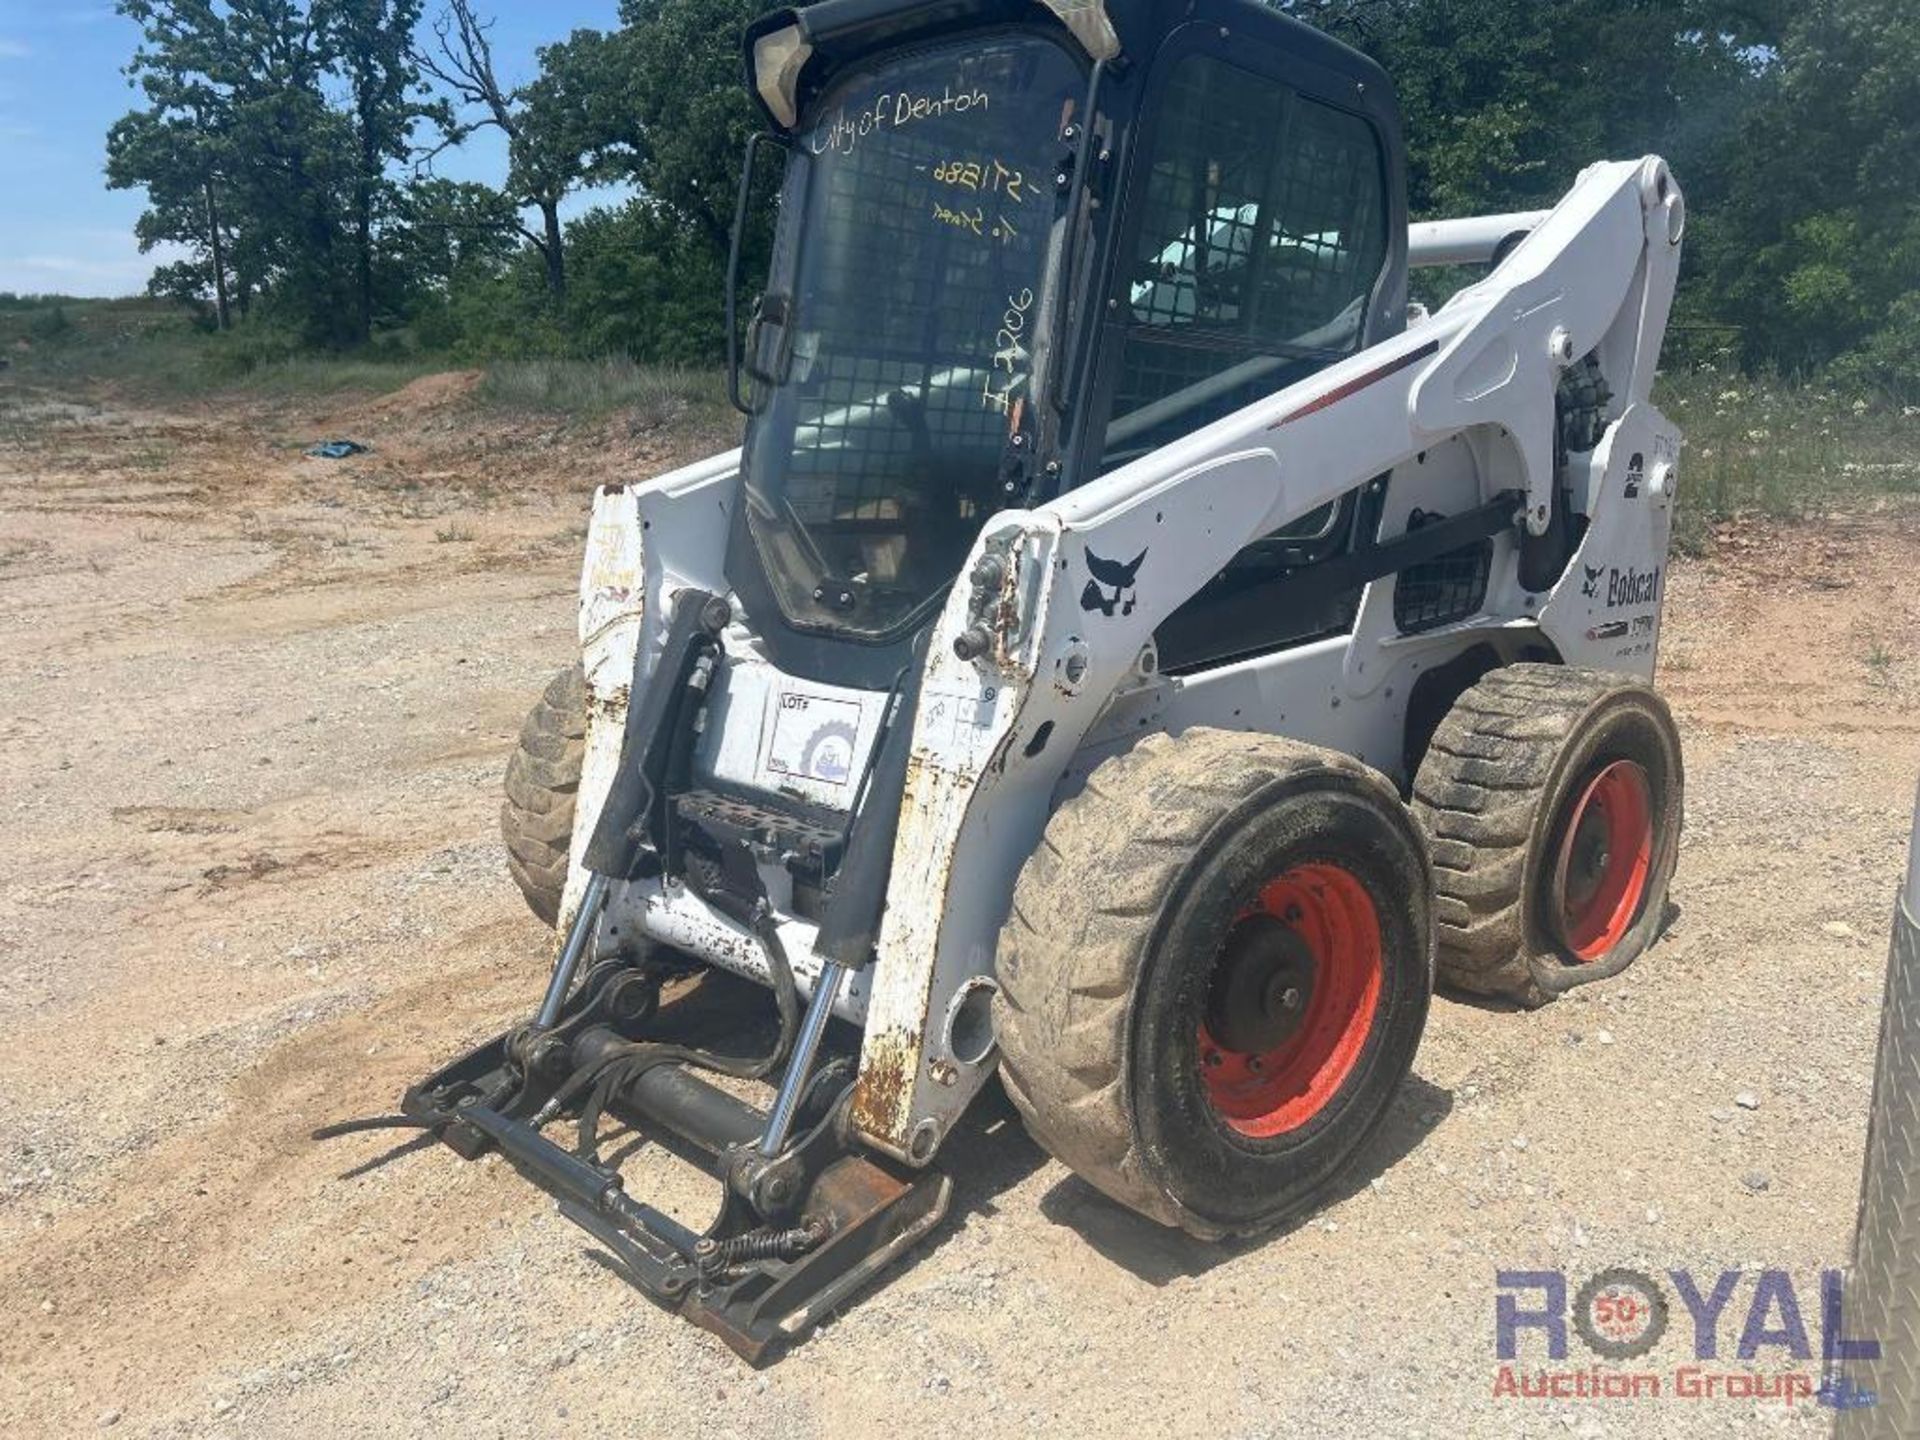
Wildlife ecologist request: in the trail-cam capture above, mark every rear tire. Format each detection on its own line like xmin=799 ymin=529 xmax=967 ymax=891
xmin=1410 ymin=664 xmax=1683 ymax=1006
xmin=502 ymin=664 xmax=587 ymax=928
xmin=993 ymin=729 xmax=1432 ymax=1239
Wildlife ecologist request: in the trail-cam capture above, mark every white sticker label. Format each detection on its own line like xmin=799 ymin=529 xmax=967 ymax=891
xmin=764 ymin=691 xmax=863 ymax=786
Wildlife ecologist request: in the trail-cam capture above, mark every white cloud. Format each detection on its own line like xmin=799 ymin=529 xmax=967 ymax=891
xmin=13 ymin=254 xmax=145 ymax=280
xmin=0 ymin=39 xmax=30 ymax=59
xmin=0 ymin=233 xmax=187 ymax=297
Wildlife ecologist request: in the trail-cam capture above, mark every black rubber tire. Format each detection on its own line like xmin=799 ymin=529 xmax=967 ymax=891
xmin=501 ymin=664 xmax=587 ymax=928
xmin=1410 ymin=663 xmax=1683 ymax=1006
xmin=993 ymin=728 xmax=1432 ymax=1239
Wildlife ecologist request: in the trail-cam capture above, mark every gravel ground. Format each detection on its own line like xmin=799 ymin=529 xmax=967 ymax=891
xmin=1 ymin=376 xmax=1914 ymax=1438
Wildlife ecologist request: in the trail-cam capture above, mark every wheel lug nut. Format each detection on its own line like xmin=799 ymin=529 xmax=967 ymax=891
xmin=1248 ymin=1056 xmax=1264 ymax=1073
xmin=1203 ymin=1049 xmax=1223 ymax=1068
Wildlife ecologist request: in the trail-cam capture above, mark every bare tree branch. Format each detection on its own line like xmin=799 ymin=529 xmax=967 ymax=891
xmin=415 ymin=1 xmax=518 ymax=138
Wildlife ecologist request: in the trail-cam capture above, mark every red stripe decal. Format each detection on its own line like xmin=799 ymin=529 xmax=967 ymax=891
xmin=1268 ymin=338 xmax=1440 ymax=429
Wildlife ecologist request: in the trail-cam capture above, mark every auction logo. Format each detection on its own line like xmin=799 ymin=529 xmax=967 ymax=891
xmin=1493 ymin=1267 xmax=1880 ymax=1411
xmin=1572 ymin=1267 xmax=1669 ymax=1359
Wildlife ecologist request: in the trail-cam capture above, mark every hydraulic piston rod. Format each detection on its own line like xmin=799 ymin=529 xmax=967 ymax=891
xmin=535 ymin=871 xmax=610 ymax=1029
xmin=759 ymin=960 xmax=846 ymax=1156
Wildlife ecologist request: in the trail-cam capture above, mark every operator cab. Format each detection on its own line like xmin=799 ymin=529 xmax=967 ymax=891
xmin=730 ymin=0 xmax=1409 ymax=687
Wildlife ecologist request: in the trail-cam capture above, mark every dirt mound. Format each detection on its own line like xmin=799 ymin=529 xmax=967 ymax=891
xmin=363 ymin=368 xmax=483 ymax=416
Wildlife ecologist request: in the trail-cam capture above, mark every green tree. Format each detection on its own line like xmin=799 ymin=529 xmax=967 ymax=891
xmin=106 ymin=104 xmax=238 ymax=327
xmin=391 ymin=177 xmax=521 ymax=287
xmin=418 ymin=0 xmax=593 ymax=302
xmin=215 ymin=0 xmax=358 ymax=345
xmin=112 ymin=0 xmax=362 ymax=346
xmin=415 ymin=0 xmax=780 ymax=358
xmin=596 ymin=0 xmax=775 ymax=253
xmin=113 ymin=0 xmax=443 ymax=346
xmin=562 ymin=201 xmax=731 ymax=362
xmin=1288 ymin=0 xmax=1779 ymax=218
xmin=511 ymin=0 xmax=779 ymax=362
xmin=387 ymin=178 xmax=525 ymax=348
xmin=1709 ymin=0 xmax=1920 ymax=380
xmin=317 ymin=0 xmax=438 ymax=343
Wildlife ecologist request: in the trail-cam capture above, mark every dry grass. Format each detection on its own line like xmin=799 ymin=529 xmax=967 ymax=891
xmin=476 ymin=356 xmax=729 ymax=424
xmin=1655 ymin=368 xmax=1920 ymax=553
xmin=0 ymin=297 xmax=440 ymax=399
xmin=0 ymin=299 xmax=733 ymax=443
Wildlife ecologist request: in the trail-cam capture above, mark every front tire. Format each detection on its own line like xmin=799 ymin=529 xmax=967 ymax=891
xmin=994 ymin=729 xmax=1432 ymax=1239
xmin=501 ymin=665 xmax=587 ymax=927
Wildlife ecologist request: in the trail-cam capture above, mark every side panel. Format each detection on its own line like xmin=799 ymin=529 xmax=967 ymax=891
xmin=1538 ymin=401 xmax=1679 ymax=676
xmin=1145 ymin=621 xmax=1547 ymax=791
xmin=851 ymin=453 xmax=1292 ymax=1158
xmin=849 ymin=522 xmax=1065 ymax=1159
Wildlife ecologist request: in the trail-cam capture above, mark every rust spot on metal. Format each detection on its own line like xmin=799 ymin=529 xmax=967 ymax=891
xmin=900 ymin=753 xmax=933 ymax=823
xmin=851 ymin=1027 xmax=916 ymax=1138
xmin=585 ymin=683 xmax=630 ymax=724
xmin=984 ymin=727 xmax=1019 ymax=778
xmin=988 ymin=545 xmax=1024 ymax=672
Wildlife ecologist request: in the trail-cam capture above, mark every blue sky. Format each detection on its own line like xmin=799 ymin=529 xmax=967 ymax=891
xmin=0 ymin=1 xmax=621 ymax=297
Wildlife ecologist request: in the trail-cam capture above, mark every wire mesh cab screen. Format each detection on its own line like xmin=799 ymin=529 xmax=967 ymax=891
xmin=740 ymin=36 xmax=1083 ymax=640
xmin=1104 ymin=53 xmax=1388 ymax=470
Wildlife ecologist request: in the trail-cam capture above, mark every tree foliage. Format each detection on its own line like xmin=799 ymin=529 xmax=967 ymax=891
xmin=109 ymin=0 xmax=435 ymax=345
xmin=1704 ymin=0 xmax=1920 ymax=379
xmin=416 ymin=0 xmax=600 ymax=301
xmin=104 ymin=0 xmax=1920 ymax=395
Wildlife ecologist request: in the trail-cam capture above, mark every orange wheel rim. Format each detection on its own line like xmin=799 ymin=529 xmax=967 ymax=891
xmin=1551 ymin=759 xmax=1654 ymax=961
xmin=1197 ymin=863 xmax=1383 ymax=1138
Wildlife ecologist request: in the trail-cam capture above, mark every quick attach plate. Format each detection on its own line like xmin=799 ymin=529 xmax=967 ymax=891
xmin=394 ymin=975 xmax=950 ymax=1363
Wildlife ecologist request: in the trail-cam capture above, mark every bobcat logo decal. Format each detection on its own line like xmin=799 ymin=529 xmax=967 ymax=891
xmin=1580 ymin=563 xmax=1604 ymax=599
xmin=1081 ymin=547 xmax=1147 ymax=617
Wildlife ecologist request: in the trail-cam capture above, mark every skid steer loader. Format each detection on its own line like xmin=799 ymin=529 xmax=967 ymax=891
xmin=323 ymin=0 xmax=1687 ymax=1360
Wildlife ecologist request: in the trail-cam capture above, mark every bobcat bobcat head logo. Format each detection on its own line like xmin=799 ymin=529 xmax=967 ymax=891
xmin=1081 ymin=547 xmax=1147 ymax=617
xmin=1581 ymin=563 xmax=1604 ymax=598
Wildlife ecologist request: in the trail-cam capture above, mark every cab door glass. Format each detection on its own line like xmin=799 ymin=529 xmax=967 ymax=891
xmin=1103 ymin=54 xmax=1388 ymax=473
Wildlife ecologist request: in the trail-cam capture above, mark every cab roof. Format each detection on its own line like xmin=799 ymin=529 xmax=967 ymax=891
xmin=744 ymin=0 xmax=1393 ymax=131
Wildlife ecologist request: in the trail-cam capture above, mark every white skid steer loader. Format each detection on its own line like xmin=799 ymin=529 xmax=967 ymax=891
xmin=322 ymin=0 xmax=1687 ymax=1361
